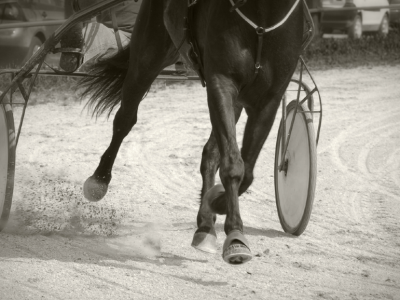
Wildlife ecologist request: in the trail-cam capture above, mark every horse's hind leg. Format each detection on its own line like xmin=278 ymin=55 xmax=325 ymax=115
xmin=83 ymin=2 xmax=178 ymax=201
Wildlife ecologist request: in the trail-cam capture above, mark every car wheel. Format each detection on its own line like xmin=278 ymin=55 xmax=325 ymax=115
xmin=377 ymin=14 xmax=389 ymax=38
xmin=348 ymin=15 xmax=362 ymax=39
xmin=24 ymin=36 xmax=42 ymax=63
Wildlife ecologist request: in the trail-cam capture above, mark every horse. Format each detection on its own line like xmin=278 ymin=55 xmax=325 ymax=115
xmin=78 ymin=0 xmax=305 ymax=265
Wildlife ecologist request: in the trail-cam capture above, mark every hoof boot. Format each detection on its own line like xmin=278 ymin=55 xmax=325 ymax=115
xmin=222 ymin=230 xmax=252 ymax=265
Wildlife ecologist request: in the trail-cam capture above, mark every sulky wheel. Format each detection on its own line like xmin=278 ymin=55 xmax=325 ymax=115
xmin=274 ymin=100 xmax=317 ymax=236
xmin=0 ymin=94 xmax=15 ymax=231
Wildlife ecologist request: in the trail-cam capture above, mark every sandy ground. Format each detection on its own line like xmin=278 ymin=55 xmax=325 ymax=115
xmin=0 ymin=65 xmax=399 ymax=300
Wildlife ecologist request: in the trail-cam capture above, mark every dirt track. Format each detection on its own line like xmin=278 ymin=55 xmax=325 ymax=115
xmin=0 ymin=65 xmax=399 ymax=300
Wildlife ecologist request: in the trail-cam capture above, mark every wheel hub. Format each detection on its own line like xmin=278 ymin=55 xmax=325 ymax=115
xmin=279 ymin=158 xmax=289 ymax=176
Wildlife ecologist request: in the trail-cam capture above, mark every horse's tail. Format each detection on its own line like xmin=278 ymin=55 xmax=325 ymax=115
xmin=79 ymin=46 xmax=130 ymax=118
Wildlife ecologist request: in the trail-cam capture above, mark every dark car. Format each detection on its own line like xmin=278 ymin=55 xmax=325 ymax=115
xmin=0 ymin=0 xmax=66 ymax=68
xmin=389 ymin=0 xmax=400 ymax=28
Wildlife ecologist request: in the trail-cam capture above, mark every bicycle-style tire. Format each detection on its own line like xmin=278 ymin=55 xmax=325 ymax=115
xmin=274 ymin=100 xmax=317 ymax=236
xmin=0 ymin=94 xmax=15 ymax=231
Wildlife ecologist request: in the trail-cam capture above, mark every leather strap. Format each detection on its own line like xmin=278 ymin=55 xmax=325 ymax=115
xmin=229 ymin=0 xmax=301 ymax=33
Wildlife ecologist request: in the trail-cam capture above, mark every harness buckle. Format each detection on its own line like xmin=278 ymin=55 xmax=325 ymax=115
xmin=256 ymin=27 xmax=265 ymax=36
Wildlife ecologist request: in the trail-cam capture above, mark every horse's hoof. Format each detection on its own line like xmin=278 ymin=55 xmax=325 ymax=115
xmin=83 ymin=176 xmax=108 ymax=202
xmin=191 ymin=231 xmax=217 ymax=254
xmin=222 ymin=230 xmax=252 ymax=265
xmin=204 ymin=184 xmax=225 ymax=206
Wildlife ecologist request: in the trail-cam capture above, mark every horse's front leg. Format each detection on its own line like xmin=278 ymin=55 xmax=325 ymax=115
xmin=202 ymin=75 xmax=252 ymax=264
xmin=191 ymin=131 xmax=220 ymax=252
xmin=192 ymin=103 xmax=242 ymax=253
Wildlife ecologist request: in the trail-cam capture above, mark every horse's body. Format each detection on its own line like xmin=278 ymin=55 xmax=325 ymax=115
xmin=80 ymin=0 xmax=304 ymax=264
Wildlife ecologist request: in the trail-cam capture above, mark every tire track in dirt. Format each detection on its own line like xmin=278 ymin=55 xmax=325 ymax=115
xmin=113 ymin=86 xmax=211 ymax=224
xmin=307 ymin=66 xmax=400 ymax=283
xmin=1 ymin=67 xmax=400 ymax=300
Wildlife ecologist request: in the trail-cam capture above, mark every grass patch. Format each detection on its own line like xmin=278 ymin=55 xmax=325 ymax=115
xmin=29 ymin=75 xmax=80 ymax=106
xmin=303 ymin=31 xmax=400 ymax=69
xmin=0 ymin=73 xmax=80 ymax=106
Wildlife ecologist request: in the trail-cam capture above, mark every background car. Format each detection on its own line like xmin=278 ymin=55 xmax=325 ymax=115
xmin=389 ymin=0 xmax=400 ymax=28
xmin=0 ymin=0 xmax=67 ymax=68
xmin=308 ymin=0 xmax=390 ymax=38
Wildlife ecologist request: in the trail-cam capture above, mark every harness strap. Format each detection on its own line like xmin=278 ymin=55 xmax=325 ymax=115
xmin=229 ymin=0 xmax=312 ymax=75
xmin=255 ymin=27 xmax=264 ymax=74
xmin=229 ymin=0 xmax=301 ymax=33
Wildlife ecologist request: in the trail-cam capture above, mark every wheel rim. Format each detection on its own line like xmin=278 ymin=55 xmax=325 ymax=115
xmin=0 ymin=104 xmax=8 ymax=217
xmin=275 ymin=102 xmax=316 ymax=233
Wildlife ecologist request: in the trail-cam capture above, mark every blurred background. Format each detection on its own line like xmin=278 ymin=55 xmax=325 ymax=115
xmin=0 ymin=0 xmax=75 ymax=68
xmin=307 ymin=0 xmax=400 ymax=38
xmin=0 ymin=0 xmax=399 ymax=69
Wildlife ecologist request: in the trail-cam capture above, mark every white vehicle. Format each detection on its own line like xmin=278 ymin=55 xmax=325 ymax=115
xmin=320 ymin=0 xmax=390 ymax=38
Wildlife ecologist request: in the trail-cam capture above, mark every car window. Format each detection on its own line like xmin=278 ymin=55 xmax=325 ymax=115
xmin=0 ymin=3 xmax=24 ymax=22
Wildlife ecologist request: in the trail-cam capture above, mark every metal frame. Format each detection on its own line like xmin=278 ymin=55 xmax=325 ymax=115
xmin=279 ymin=57 xmax=322 ymax=173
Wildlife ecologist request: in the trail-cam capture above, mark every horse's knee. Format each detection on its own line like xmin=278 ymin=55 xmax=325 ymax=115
xmin=219 ymin=154 xmax=244 ymax=187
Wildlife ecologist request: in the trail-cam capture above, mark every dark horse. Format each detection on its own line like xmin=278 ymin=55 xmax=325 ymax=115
xmin=79 ymin=0 xmax=305 ymax=264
